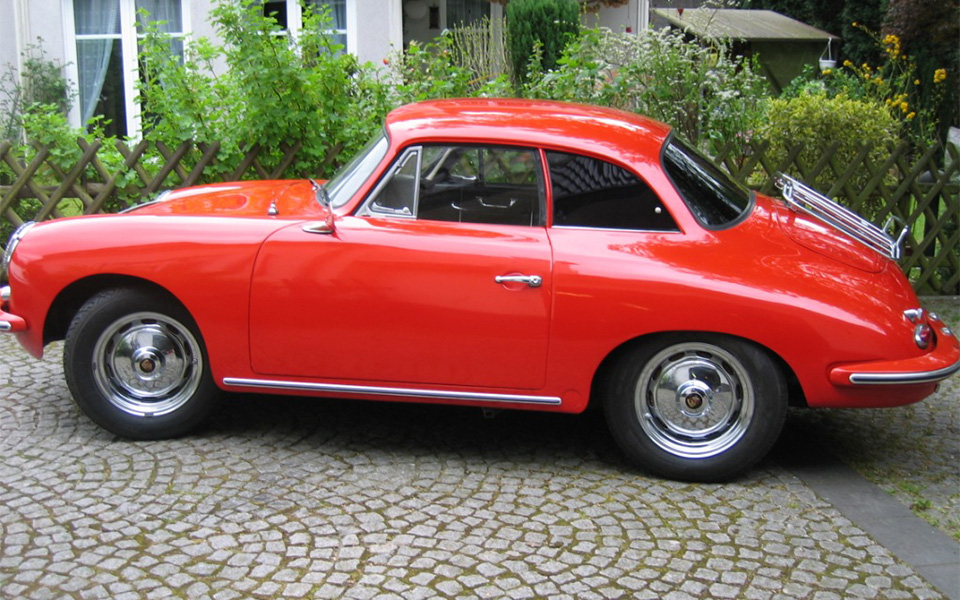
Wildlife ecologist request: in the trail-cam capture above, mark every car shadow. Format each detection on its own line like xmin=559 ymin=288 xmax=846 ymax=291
xmin=202 ymin=392 xmax=627 ymax=469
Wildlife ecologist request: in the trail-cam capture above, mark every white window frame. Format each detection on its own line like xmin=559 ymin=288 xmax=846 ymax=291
xmin=62 ymin=0 xmax=191 ymax=139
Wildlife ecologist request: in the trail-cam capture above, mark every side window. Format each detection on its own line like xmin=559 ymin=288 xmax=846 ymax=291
xmin=366 ymin=148 xmax=420 ymax=217
xmin=362 ymin=144 xmax=544 ymax=226
xmin=418 ymin=146 xmax=543 ymax=226
xmin=547 ymin=152 xmax=678 ymax=231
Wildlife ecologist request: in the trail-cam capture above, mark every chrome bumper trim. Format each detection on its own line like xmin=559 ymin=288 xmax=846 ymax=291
xmin=0 ymin=321 xmax=11 ymax=332
xmin=223 ymin=377 xmax=563 ymax=405
xmin=848 ymin=359 xmax=960 ymax=385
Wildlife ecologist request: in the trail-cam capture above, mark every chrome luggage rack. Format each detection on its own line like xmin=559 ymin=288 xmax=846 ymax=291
xmin=775 ymin=174 xmax=909 ymax=260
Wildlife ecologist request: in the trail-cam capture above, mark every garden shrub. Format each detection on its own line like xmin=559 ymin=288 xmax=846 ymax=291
xmin=525 ymin=27 xmax=769 ymax=156
xmin=138 ymin=2 xmax=391 ymax=179
xmin=506 ymin=0 xmax=580 ymax=86
xmin=754 ymin=90 xmax=899 ymax=218
xmin=447 ymin=17 xmax=512 ymax=94
xmin=0 ymin=41 xmax=73 ymax=144
xmin=387 ymin=31 xmax=511 ymax=105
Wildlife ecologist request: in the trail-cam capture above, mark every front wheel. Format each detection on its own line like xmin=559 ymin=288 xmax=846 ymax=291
xmin=64 ymin=288 xmax=219 ymax=439
xmin=604 ymin=335 xmax=787 ymax=482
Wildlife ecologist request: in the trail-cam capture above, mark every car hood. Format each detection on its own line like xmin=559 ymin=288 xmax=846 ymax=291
xmin=127 ymin=180 xmax=327 ymax=219
xmin=770 ymin=198 xmax=886 ymax=273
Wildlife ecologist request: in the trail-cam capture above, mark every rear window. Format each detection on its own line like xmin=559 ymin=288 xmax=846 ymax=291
xmin=662 ymin=137 xmax=752 ymax=229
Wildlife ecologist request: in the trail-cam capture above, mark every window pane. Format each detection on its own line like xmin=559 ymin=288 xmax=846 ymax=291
xmin=76 ymin=38 xmax=126 ymax=136
xmin=662 ymin=138 xmax=751 ymax=229
xmin=74 ymin=0 xmax=121 ymax=35
xmin=548 ymin=152 xmax=677 ymax=231
xmin=261 ymin=0 xmax=289 ymax=29
xmin=327 ymin=131 xmax=389 ymax=208
xmin=417 ymin=146 xmax=542 ymax=226
xmin=136 ymin=0 xmax=183 ymax=32
xmin=76 ymin=38 xmax=125 ymax=132
xmin=368 ymin=149 xmax=419 ymax=217
xmin=307 ymin=0 xmax=346 ymax=30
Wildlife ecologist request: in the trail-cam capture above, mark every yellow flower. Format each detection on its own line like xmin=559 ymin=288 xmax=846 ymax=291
xmin=823 ymin=68 xmax=833 ymax=75
xmin=906 ymin=112 xmax=916 ymax=121
xmin=915 ymin=79 xmax=921 ymax=85
xmin=934 ymin=69 xmax=947 ymax=83
xmin=844 ymin=60 xmax=854 ymax=68
xmin=882 ymin=34 xmax=901 ymax=58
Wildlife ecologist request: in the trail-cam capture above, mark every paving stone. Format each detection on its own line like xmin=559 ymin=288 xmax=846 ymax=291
xmin=0 ymin=333 xmax=954 ymax=600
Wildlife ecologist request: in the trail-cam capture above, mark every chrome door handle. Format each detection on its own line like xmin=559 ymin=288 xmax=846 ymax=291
xmin=495 ymin=274 xmax=542 ymax=288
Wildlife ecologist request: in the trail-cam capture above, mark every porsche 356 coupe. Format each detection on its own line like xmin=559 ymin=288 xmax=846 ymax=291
xmin=2 ymin=99 xmax=957 ymax=481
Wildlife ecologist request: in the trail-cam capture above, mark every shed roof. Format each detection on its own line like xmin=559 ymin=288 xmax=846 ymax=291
xmin=652 ymin=9 xmax=838 ymax=43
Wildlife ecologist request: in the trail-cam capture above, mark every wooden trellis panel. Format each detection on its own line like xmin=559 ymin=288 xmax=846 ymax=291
xmin=715 ymin=140 xmax=958 ymax=294
xmin=2 ymin=137 xmax=957 ymax=294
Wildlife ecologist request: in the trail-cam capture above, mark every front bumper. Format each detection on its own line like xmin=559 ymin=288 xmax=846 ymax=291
xmin=0 ymin=286 xmax=27 ymax=333
xmin=829 ymin=325 xmax=960 ymax=386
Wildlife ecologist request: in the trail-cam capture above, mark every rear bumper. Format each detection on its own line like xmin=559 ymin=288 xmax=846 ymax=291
xmin=829 ymin=330 xmax=960 ymax=386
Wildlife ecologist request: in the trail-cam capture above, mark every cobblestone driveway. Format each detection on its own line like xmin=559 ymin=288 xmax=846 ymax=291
xmin=1 ymin=316 xmax=955 ymax=599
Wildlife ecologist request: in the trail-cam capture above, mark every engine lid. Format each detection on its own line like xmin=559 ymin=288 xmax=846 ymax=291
xmin=774 ymin=202 xmax=886 ymax=273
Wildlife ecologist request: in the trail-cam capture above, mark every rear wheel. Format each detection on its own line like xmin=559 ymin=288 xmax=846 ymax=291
xmin=604 ymin=334 xmax=787 ymax=482
xmin=64 ymin=288 xmax=218 ymax=439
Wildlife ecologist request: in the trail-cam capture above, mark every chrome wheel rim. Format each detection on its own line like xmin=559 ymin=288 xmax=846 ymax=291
xmin=92 ymin=311 xmax=203 ymax=417
xmin=635 ymin=342 xmax=755 ymax=459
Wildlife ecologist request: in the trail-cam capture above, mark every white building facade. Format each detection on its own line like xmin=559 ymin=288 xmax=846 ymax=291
xmin=1 ymin=0 xmax=648 ymax=138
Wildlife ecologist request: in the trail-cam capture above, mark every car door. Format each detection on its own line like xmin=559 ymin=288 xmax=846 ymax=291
xmin=248 ymin=144 xmax=552 ymax=390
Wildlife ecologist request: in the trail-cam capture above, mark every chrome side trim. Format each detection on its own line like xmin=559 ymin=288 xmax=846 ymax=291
xmin=0 ymin=321 xmax=11 ymax=332
xmin=848 ymin=359 xmax=960 ymax=385
xmin=222 ymin=377 xmax=563 ymax=405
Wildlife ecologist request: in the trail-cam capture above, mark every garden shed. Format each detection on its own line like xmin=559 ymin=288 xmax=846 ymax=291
xmin=652 ymin=8 xmax=839 ymax=92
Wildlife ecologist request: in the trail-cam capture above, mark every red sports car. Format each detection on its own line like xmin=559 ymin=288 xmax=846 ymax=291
xmin=2 ymin=99 xmax=957 ymax=481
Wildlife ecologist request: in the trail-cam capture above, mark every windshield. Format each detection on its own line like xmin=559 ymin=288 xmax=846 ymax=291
xmin=662 ymin=137 xmax=753 ymax=229
xmin=325 ymin=130 xmax=390 ymax=208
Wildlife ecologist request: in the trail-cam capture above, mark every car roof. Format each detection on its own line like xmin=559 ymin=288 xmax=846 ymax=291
xmin=384 ymin=99 xmax=672 ymax=159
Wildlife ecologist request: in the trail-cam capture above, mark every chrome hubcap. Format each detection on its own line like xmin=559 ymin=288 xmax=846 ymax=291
xmin=635 ymin=342 xmax=754 ymax=459
xmin=92 ymin=312 xmax=203 ymax=417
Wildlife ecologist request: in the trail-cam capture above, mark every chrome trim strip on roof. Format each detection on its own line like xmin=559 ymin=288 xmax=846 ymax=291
xmin=222 ymin=378 xmax=563 ymax=405
xmin=848 ymin=359 xmax=960 ymax=385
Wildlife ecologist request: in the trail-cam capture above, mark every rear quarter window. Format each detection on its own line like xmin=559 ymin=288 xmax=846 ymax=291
xmin=548 ymin=151 xmax=678 ymax=232
xmin=662 ymin=137 xmax=753 ymax=229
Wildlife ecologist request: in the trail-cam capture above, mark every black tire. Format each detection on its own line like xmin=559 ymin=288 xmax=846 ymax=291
xmin=603 ymin=334 xmax=787 ymax=482
xmin=63 ymin=288 xmax=218 ymax=440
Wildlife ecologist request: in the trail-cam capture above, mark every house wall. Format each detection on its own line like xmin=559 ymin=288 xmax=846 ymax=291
xmin=584 ymin=0 xmax=648 ymax=33
xmin=357 ymin=0 xmax=401 ymax=64
xmin=0 ymin=0 xmax=18 ymax=75
xmin=1 ymin=0 xmax=68 ymax=80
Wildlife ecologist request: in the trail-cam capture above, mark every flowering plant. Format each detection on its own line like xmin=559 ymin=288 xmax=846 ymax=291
xmin=840 ymin=24 xmax=949 ymax=145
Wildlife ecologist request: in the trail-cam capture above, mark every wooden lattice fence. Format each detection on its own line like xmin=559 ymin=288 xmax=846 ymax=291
xmin=1 ymin=137 xmax=958 ymax=294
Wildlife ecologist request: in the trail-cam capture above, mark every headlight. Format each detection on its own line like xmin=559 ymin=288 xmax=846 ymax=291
xmin=2 ymin=221 xmax=36 ymax=280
